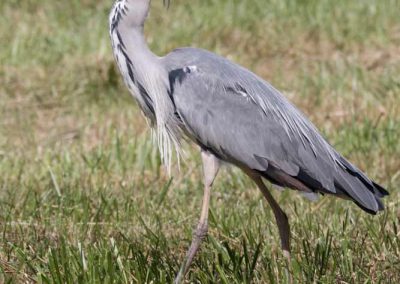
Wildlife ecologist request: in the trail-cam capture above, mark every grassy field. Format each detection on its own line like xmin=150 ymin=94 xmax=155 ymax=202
xmin=1 ymin=0 xmax=400 ymax=282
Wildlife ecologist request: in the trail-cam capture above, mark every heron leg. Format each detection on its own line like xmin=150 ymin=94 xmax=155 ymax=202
xmin=250 ymin=174 xmax=291 ymax=257
xmin=249 ymin=175 xmax=293 ymax=283
xmin=175 ymin=151 xmax=220 ymax=284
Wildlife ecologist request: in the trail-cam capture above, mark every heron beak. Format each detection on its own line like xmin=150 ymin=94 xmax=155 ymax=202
xmin=163 ymin=0 xmax=170 ymax=9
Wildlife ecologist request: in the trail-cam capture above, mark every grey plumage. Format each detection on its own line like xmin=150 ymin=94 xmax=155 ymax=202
xmin=163 ymin=47 xmax=388 ymax=213
xmin=109 ymin=1 xmax=388 ymax=281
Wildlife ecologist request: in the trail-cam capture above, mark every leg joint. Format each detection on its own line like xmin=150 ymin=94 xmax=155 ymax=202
xmin=194 ymin=222 xmax=208 ymax=239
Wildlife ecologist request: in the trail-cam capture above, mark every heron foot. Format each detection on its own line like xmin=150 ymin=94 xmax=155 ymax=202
xmin=175 ymin=222 xmax=209 ymax=284
xmin=283 ymin=249 xmax=293 ymax=284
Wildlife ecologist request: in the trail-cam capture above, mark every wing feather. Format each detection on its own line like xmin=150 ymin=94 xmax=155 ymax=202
xmin=163 ymin=47 xmax=388 ymax=213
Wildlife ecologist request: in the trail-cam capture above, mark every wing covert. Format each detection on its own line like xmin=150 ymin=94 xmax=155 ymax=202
xmin=164 ymin=47 xmax=387 ymax=213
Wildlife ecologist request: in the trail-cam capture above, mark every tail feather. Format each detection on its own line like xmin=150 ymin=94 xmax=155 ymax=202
xmin=334 ymin=171 xmax=379 ymax=213
xmin=333 ymin=165 xmax=388 ymax=214
xmin=259 ymin=156 xmax=388 ymax=215
xmin=372 ymin=181 xmax=389 ymax=198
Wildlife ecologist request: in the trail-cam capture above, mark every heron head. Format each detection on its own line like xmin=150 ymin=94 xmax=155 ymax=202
xmin=110 ymin=0 xmax=152 ymax=30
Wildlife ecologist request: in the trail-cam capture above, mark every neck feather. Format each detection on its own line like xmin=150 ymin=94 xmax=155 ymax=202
xmin=110 ymin=4 xmax=182 ymax=172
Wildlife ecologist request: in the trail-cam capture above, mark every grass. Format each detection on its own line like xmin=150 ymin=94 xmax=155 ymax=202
xmin=0 ymin=0 xmax=399 ymax=282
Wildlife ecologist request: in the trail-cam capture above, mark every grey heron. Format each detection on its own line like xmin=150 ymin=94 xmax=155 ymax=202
xmin=109 ymin=0 xmax=389 ymax=282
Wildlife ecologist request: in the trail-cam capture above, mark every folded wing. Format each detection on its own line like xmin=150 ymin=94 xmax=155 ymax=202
xmin=164 ymin=48 xmax=388 ymax=214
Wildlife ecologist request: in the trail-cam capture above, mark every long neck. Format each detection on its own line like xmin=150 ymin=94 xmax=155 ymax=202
xmin=110 ymin=3 xmax=181 ymax=171
xmin=118 ymin=24 xmax=158 ymax=67
xmin=110 ymin=0 xmax=159 ymax=77
xmin=111 ymin=19 xmax=164 ymax=120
